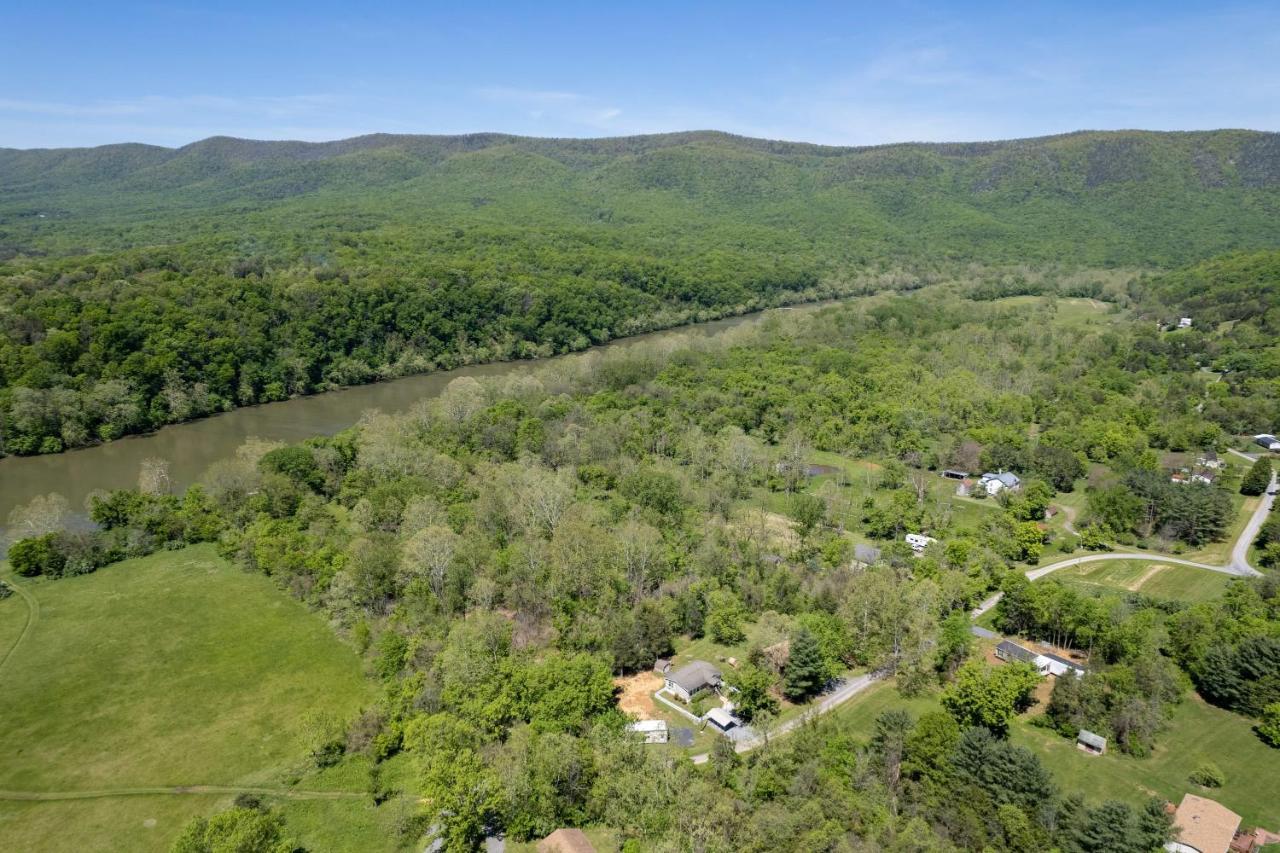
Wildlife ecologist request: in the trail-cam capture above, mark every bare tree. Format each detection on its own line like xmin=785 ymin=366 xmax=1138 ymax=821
xmin=437 ymin=376 xmax=487 ymax=425
xmin=138 ymin=457 xmax=172 ymax=495
xmin=618 ymin=518 xmax=663 ymax=603
xmin=401 ymin=524 xmax=460 ymax=602
xmin=517 ymin=466 xmax=574 ymax=538
xmin=7 ymin=493 xmax=70 ymax=540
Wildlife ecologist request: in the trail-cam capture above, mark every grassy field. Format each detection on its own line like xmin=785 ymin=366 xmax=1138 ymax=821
xmin=0 ymin=588 xmax=29 ymax=668
xmin=1014 ymin=696 xmax=1280 ymax=828
xmin=827 ymin=681 xmax=1280 ymax=828
xmin=1052 ymin=559 xmax=1234 ymax=603
xmin=0 ymin=545 xmax=378 ymax=852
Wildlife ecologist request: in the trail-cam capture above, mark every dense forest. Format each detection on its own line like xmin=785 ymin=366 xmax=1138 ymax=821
xmin=8 ymin=291 xmax=1279 ymax=851
xmin=2 ymin=129 xmax=1280 ymax=455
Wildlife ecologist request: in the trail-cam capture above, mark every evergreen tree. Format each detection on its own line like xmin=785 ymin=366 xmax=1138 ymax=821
xmin=783 ymin=628 xmax=828 ymax=701
xmin=1242 ymin=456 xmax=1273 ymax=496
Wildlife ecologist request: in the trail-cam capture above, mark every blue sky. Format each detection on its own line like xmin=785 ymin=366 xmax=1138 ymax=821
xmin=3 ymin=1 xmax=1278 ymax=149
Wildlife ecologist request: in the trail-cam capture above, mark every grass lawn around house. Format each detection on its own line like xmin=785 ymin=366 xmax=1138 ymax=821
xmin=1013 ymin=695 xmax=1280 ymax=829
xmin=668 ymin=627 xmax=859 ymax=733
xmin=1052 ymin=559 xmax=1235 ymax=604
xmin=0 ymin=544 xmax=377 ymax=853
xmin=1181 ymin=489 xmax=1254 ymax=565
xmin=747 ymin=448 xmax=1002 ymax=553
xmin=825 ymin=682 xmax=1280 ymax=829
xmin=827 ymin=680 xmax=945 ymax=732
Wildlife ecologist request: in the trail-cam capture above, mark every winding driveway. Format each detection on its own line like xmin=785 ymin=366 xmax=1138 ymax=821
xmin=1027 ymin=551 xmax=1258 ymax=582
xmin=0 ymin=574 xmax=38 ymax=678
xmin=971 ymin=461 xmax=1273 ymax=619
xmin=1231 ymin=470 xmax=1277 ymax=575
xmin=692 ymin=458 xmax=1278 ymax=761
xmin=689 ymin=671 xmax=883 ymax=764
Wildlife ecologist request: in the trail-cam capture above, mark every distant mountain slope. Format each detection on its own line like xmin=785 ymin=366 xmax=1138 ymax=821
xmin=2 ymin=128 xmax=1280 ymax=457
xmin=2 ymin=129 xmax=1279 ymax=266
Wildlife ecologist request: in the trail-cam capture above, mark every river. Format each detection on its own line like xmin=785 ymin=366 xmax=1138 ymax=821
xmin=0 ymin=301 xmax=830 ymax=539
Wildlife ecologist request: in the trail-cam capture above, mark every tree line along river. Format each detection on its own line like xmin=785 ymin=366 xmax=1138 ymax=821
xmin=0 ymin=299 xmax=842 ymax=542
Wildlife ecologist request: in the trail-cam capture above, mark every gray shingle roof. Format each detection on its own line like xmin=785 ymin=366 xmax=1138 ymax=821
xmin=1038 ymin=651 xmax=1084 ymax=670
xmin=667 ymin=660 xmax=721 ymax=694
xmin=995 ymin=640 xmax=1038 ymax=663
xmin=1077 ymin=729 xmax=1106 ymax=749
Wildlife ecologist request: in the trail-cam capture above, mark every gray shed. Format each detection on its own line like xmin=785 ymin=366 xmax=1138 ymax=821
xmin=1076 ymin=729 xmax=1106 ymax=754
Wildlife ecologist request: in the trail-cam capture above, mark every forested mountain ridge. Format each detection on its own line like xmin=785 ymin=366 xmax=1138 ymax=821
xmin=3 ymin=128 xmax=1280 ymax=457
xmin=4 ymin=128 xmax=1280 ymax=265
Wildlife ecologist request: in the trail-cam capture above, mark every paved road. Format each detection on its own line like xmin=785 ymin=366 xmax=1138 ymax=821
xmin=1232 ymin=470 xmax=1277 ymax=575
xmin=0 ymin=786 xmax=365 ymax=802
xmin=689 ymin=671 xmax=883 ymax=764
xmin=1027 ymin=551 xmax=1260 ymax=582
xmin=970 ymin=592 xmax=1003 ymax=619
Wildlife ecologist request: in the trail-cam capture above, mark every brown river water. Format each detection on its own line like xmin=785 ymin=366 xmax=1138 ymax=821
xmin=0 ymin=301 xmax=835 ymax=539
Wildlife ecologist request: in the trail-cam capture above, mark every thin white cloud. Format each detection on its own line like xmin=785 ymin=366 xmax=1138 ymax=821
xmin=473 ymin=85 xmax=626 ymax=132
xmin=476 ymin=87 xmax=586 ymax=105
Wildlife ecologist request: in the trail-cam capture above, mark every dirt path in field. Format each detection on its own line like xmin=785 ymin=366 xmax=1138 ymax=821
xmin=1054 ymin=503 xmax=1079 ymax=535
xmin=0 ymin=786 xmax=364 ymax=802
xmin=0 ymin=574 xmax=39 ymax=680
xmin=615 ymin=671 xmax=662 ymax=717
xmin=1127 ymin=564 xmax=1168 ymax=591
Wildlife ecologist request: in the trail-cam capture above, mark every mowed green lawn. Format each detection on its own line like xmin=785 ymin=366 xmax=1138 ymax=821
xmin=1014 ymin=695 xmax=1280 ymax=828
xmin=0 ymin=544 xmax=375 ymax=852
xmin=830 ymin=682 xmax=1280 ymax=828
xmin=0 ymin=589 xmax=30 ymax=667
xmin=1052 ymin=559 xmax=1234 ymax=604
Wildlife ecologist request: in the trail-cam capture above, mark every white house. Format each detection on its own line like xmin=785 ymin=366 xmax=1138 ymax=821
xmin=1034 ymin=651 xmax=1086 ymax=678
xmin=994 ymin=640 xmax=1044 ymax=670
xmin=1190 ymin=469 xmax=1217 ymax=486
xmin=995 ymin=641 xmax=1085 ymax=678
xmin=1255 ymin=434 xmax=1280 ymax=452
xmin=1178 ymin=317 xmax=1193 ymax=329
xmin=905 ymin=533 xmax=937 ymax=552
xmin=627 ymin=719 xmax=669 ymax=744
xmin=1196 ymin=452 xmax=1223 ymax=470
xmin=979 ymin=471 xmax=1021 ymax=496
xmin=664 ymin=660 xmax=721 ymax=703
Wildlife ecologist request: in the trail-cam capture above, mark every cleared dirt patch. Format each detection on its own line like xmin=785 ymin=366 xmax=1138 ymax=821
xmin=1128 ymin=564 xmax=1168 ymax=591
xmin=1028 ymin=676 xmax=1055 ymax=712
xmin=615 ymin=671 xmax=662 ymax=718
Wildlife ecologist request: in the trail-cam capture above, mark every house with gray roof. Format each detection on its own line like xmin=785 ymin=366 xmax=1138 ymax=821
xmin=1036 ymin=650 xmax=1086 ymax=678
xmin=664 ymin=660 xmax=722 ymax=703
xmin=980 ymin=471 xmax=1022 ymax=496
xmin=994 ymin=639 xmax=1039 ymax=665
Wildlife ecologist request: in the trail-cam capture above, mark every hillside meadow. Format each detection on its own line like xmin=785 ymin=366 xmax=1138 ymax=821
xmin=0 ymin=545 xmax=378 ymax=852
xmin=833 ymin=681 xmax=1280 ymax=829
